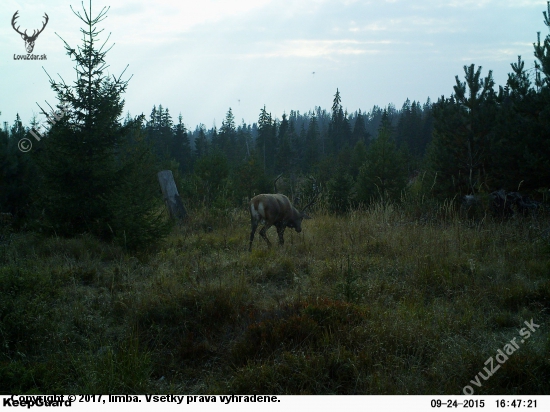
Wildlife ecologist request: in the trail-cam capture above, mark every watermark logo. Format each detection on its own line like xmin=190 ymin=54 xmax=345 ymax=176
xmin=11 ymin=10 xmax=48 ymax=60
xmin=463 ymin=319 xmax=541 ymax=395
xmin=18 ymin=104 xmax=68 ymax=152
xmin=18 ymin=138 xmax=33 ymax=153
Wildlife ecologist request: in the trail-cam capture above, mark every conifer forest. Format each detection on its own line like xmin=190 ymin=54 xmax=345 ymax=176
xmin=0 ymin=1 xmax=549 ymax=395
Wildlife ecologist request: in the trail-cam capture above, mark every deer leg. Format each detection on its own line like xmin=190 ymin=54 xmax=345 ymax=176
xmin=260 ymin=225 xmax=272 ymax=248
xmin=249 ymin=219 xmax=258 ymax=252
xmin=276 ymin=224 xmax=286 ymax=246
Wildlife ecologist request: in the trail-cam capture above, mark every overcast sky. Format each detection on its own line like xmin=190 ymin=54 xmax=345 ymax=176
xmin=0 ymin=0 xmax=547 ymax=130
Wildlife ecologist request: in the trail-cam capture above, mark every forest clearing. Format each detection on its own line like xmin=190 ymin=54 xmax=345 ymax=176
xmin=1 ymin=201 xmax=549 ymax=394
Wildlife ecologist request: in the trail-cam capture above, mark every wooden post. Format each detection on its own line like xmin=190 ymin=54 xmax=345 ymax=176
xmin=157 ymin=170 xmax=187 ymax=220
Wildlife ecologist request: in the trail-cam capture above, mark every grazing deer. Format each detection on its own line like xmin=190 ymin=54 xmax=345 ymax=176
xmin=249 ymin=177 xmax=319 ymax=251
xmin=11 ymin=11 xmax=49 ymax=54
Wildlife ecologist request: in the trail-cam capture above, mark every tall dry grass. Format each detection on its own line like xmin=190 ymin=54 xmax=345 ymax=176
xmin=1 ymin=201 xmax=548 ymax=394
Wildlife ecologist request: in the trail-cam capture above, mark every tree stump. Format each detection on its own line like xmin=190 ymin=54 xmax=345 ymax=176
xmin=157 ymin=170 xmax=187 ymax=220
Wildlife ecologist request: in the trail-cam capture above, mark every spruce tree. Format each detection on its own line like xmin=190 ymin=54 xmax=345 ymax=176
xmin=36 ymin=0 xmax=170 ymax=247
xmin=351 ymin=110 xmax=368 ymax=147
xmin=256 ymin=106 xmax=276 ymax=173
xmin=194 ymin=150 xmax=229 ymax=206
xmin=327 ymin=171 xmax=354 ymax=214
xmin=0 ymin=115 xmax=35 ymax=221
xmin=236 ymin=121 xmax=252 ymax=161
xmin=173 ymin=113 xmax=192 ymax=174
xmin=350 ymin=140 xmax=368 ymax=179
xmin=275 ymin=113 xmax=292 ymax=173
xmin=146 ymin=104 xmax=174 ymax=161
xmin=296 ymin=122 xmax=307 ymax=172
xmin=328 ymin=88 xmax=351 ymax=154
xmin=534 ymin=1 xmax=550 ymax=88
xmin=327 ymin=145 xmax=355 ymax=214
xmin=357 ymin=110 xmax=407 ymax=204
xmin=304 ymin=115 xmax=319 ymax=172
xmin=428 ymin=65 xmax=498 ymax=197
xmin=219 ymin=108 xmax=237 ymax=165
xmin=232 ymin=153 xmax=271 ymax=204
xmin=194 ymin=125 xmax=209 ymax=159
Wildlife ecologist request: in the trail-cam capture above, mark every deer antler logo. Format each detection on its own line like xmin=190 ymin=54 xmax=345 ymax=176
xmin=11 ymin=11 xmax=49 ymax=54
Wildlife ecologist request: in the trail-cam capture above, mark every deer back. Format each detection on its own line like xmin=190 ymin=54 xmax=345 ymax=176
xmin=250 ymin=194 xmax=301 ymax=225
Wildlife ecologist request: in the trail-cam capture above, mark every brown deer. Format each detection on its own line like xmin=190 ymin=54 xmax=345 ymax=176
xmin=249 ymin=176 xmax=319 ymax=251
xmin=12 ymin=11 xmax=49 ymax=54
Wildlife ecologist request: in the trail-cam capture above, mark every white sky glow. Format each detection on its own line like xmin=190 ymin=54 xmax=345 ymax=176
xmin=0 ymin=0 xmax=547 ymax=129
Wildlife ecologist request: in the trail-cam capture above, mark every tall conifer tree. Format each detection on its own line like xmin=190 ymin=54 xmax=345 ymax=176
xmin=36 ymin=1 xmax=170 ymax=247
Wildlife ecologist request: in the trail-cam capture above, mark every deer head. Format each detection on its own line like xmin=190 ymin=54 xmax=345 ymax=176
xmin=12 ymin=11 xmax=49 ymax=54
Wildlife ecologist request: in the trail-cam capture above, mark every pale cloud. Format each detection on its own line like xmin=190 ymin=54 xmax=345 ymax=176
xmin=112 ymin=0 xmax=272 ymax=26
xmin=505 ymin=0 xmax=547 ymax=7
xmin=349 ymin=21 xmax=389 ymax=32
xmin=243 ymin=39 xmax=390 ymax=59
xmin=446 ymin=0 xmax=493 ymax=8
xmin=348 ymin=17 xmax=462 ymax=34
xmin=417 ymin=0 xmax=546 ymax=8
xmin=109 ymin=0 xmax=272 ymax=43
xmin=461 ymin=46 xmax=536 ymax=63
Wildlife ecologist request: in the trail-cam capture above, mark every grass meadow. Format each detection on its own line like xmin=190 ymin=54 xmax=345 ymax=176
xmin=1 ymin=200 xmax=549 ymax=394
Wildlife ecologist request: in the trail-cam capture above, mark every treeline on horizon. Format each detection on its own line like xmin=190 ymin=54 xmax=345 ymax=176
xmin=135 ymin=93 xmax=434 ymax=212
xmin=1 ymin=1 xmax=549 ymax=247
